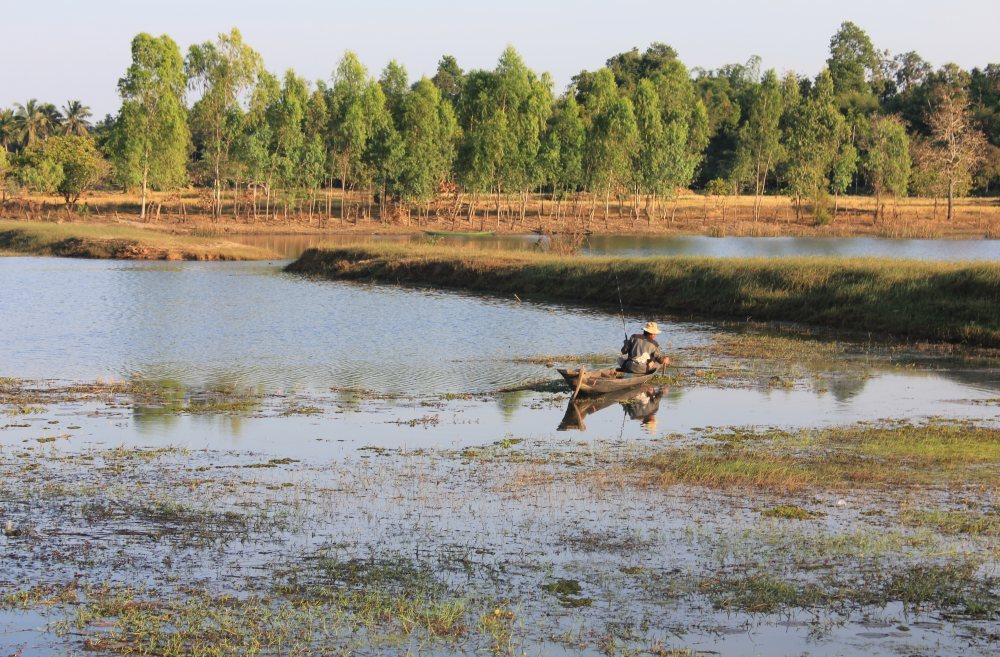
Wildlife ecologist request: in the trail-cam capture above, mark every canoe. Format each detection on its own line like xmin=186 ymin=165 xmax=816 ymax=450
xmin=423 ymin=230 xmax=496 ymax=237
xmin=556 ymin=367 xmax=659 ymax=396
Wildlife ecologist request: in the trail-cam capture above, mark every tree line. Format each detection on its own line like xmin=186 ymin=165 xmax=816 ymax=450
xmin=0 ymin=22 xmax=996 ymax=224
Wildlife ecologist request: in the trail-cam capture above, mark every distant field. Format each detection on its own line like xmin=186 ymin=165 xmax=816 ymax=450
xmin=2 ymin=190 xmax=998 ymax=238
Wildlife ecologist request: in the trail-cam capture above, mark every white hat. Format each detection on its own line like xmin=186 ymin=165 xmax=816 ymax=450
xmin=642 ymin=321 xmax=662 ymax=335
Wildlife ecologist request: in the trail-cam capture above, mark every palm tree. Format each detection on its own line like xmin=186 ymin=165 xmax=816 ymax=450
xmin=13 ymin=99 xmax=58 ymax=148
xmin=61 ymin=100 xmax=92 ymax=136
xmin=0 ymin=109 xmax=17 ymax=151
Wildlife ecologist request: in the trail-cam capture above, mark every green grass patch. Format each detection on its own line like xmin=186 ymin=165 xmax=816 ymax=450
xmin=287 ymin=243 xmax=1000 ymax=346
xmin=637 ymin=421 xmax=999 ymax=491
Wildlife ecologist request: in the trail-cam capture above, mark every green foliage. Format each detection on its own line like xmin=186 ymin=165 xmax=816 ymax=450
xmin=110 ymin=32 xmax=190 ymax=211
xmin=864 ymin=114 xmax=911 ymax=209
xmin=186 ymin=28 xmax=263 ymax=214
xmin=31 ymin=135 xmax=108 ymax=204
xmin=15 ymin=155 xmax=63 ymax=194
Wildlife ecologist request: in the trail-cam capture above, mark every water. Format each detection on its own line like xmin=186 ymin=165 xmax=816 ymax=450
xmin=1 ymin=256 xmax=711 ymax=392
xmin=2 ymin=256 xmax=998 ymax=452
xmin=228 ymin=232 xmax=1000 ymax=260
xmin=2 ymin=255 xmax=998 ymax=657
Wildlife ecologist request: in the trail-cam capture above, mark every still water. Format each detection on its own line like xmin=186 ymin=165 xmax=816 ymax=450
xmin=228 ymin=232 xmax=1000 ymax=260
xmin=2 ymin=256 xmax=998 ymax=449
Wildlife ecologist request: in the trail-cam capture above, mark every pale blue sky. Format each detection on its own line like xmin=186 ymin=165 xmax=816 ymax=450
xmin=2 ymin=0 xmax=997 ymax=117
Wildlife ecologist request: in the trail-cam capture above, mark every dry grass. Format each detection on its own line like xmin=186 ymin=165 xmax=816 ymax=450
xmin=3 ymin=189 xmax=998 ymax=238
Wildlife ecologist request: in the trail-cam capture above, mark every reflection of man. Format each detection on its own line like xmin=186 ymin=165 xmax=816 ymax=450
xmin=619 ymin=322 xmax=669 ymax=374
xmin=624 ymin=386 xmax=663 ymax=433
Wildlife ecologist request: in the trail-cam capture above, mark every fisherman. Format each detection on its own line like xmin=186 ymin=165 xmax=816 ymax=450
xmin=619 ymin=321 xmax=669 ymax=374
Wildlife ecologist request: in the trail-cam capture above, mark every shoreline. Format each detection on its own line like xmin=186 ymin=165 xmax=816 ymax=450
xmin=0 ymin=219 xmax=279 ymax=261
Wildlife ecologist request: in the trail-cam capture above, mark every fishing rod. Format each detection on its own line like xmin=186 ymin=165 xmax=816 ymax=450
xmin=614 ymin=272 xmax=627 ymax=340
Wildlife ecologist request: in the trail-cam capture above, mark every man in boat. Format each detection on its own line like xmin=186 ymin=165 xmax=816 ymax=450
xmin=619 ymin=321 xmax=669 ymax=374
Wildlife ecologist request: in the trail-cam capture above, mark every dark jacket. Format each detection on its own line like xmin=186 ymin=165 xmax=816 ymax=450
xmin=620 ymin=333 xmax=664 ymax=374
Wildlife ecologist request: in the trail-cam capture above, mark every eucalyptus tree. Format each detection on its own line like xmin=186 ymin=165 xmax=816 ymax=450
xmin=269 ymin=71 xmax=309 ymax=216
xmin=186 ymin=28 xmax=264 ymax=217
xmin=733 ymin=70 xmax=785 ymax=221
xmin=494 ymin=49 xmax=551 ymax=226
xmin=379 ymin=60 xmax=409 ymax=124
xmin=455 ymin=69 xmax=504 ymax=225
xmin=864 ymin=114 xmax=910 ymax=220
xmin=781 ymin=70 xmax=844 ymax=219
xmin=631 ymin=79 xmax=669 ymax=220
xmin=111 ymin=33 xmax=190 ymax=219
xmin=397 ymin=78 xmax=454 ymax=219
xmin=362 ymin=82 xmax=403 ymax=219
xmin=329 ymin=52 xmax=373 ymax=221
xmin=584 ymin=68 xmax=638 ymax=225
xmin=539 ymin=93 xmax=584 ymax=218
xmin=61 ymin=101 xmax=92 ymax=136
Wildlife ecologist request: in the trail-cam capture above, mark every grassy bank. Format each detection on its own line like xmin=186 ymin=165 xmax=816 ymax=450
xmin=0 ymin=219 xmax=278 ymax=260
xmin=287 ymin=243 xmax=1000 ymax=346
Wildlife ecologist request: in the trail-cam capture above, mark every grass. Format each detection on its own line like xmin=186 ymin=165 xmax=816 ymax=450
xmin=636 ymin=421 xmax=1000 ymax=491
xmin=901 ymin=508 xmax=1000 ymax=536
xmin=0 ymin=219 xmax=277 ymax=260
xmin=286 ymin=243 xmax=1000 ymax=347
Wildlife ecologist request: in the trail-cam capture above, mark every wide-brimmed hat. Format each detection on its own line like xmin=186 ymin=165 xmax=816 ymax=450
xmin=642 ymin=321 xmax=662 ymax=335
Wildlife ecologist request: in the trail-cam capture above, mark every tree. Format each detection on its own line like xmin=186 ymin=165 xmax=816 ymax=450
xmin=13 ymin=99 xmax=59 ymax=148
xmin=432 ymin=55 xmax=464 ymax=104
xmin=187 ymin=28 xmax=264 ymax=217
xmin=111 ymin=33 xmax=190 ymax=219
xmin=61 ymin=101 xmax=92 ymax=136
xmin=781 ymin=70 xmax=844 ymax=220
xmin=925 ymin=93 xmax=988 ymax=220
xmin=584 ymin=69 xmax=638 ymax=226
xmin=329 ymin=52 xmax=372 ymax=221
xmin=632 ymin=79 xmax=669 ymax=220
xmin=733 ymin=70 xmax=785 ymax=221
xmin=397 ymin=79 xmax=451 ymax=213
xmin=0 ymin=109 xmax=17 ymax=151
xmin=30 ymin=135 xmax=108 ymax=205
xmin=826 ymin=21 xmax=881 ymax=112
xmin=540 ymin=93 xmax=584 ymax=218
xmin=864 ymin=114 xmax=910 ymax=220
xmin=362 ymin=82 xmax=403 ymax=219
xmin=379 ymin=60 xmax=409 ymax=124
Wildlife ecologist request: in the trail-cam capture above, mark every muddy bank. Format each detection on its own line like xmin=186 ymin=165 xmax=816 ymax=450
xmin=287 ymin=244 xmax=1000 ymax=347
xmin=0 ymin=220 xmax=277 ymax=261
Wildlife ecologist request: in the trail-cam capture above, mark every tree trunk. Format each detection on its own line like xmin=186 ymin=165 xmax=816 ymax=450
xmin=947 ymin=179 xmax=954 ymax=221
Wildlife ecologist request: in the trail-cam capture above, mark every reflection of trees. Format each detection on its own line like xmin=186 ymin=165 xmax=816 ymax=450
xmin=496 ymin=390 xmax=527 ymax=421
xmin=128 ymin=376 xmax=258 ymax=438
xmin=823 ymin=374 xmax=870 ymax=402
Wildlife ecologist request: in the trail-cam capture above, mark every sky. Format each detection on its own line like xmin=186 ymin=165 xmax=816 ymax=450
xmin=2 ymin=0 xmax=998 ymax=117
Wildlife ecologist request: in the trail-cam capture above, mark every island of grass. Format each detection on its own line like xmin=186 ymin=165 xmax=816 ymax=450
xmin=0 ymin=219 xmax=278 ymax=261
xmin=286 ymin=243 xmax=1000 ymax=347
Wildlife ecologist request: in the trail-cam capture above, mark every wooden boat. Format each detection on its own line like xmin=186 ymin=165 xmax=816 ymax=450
xmin=423 ymin=230 xmax=496 ymax=237
xmin=556 ymin=367 xmax=659 ymax=396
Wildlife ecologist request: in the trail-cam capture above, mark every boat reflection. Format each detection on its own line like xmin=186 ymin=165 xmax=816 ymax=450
xmin=558 ymin=385 xmax=666 ymax=433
